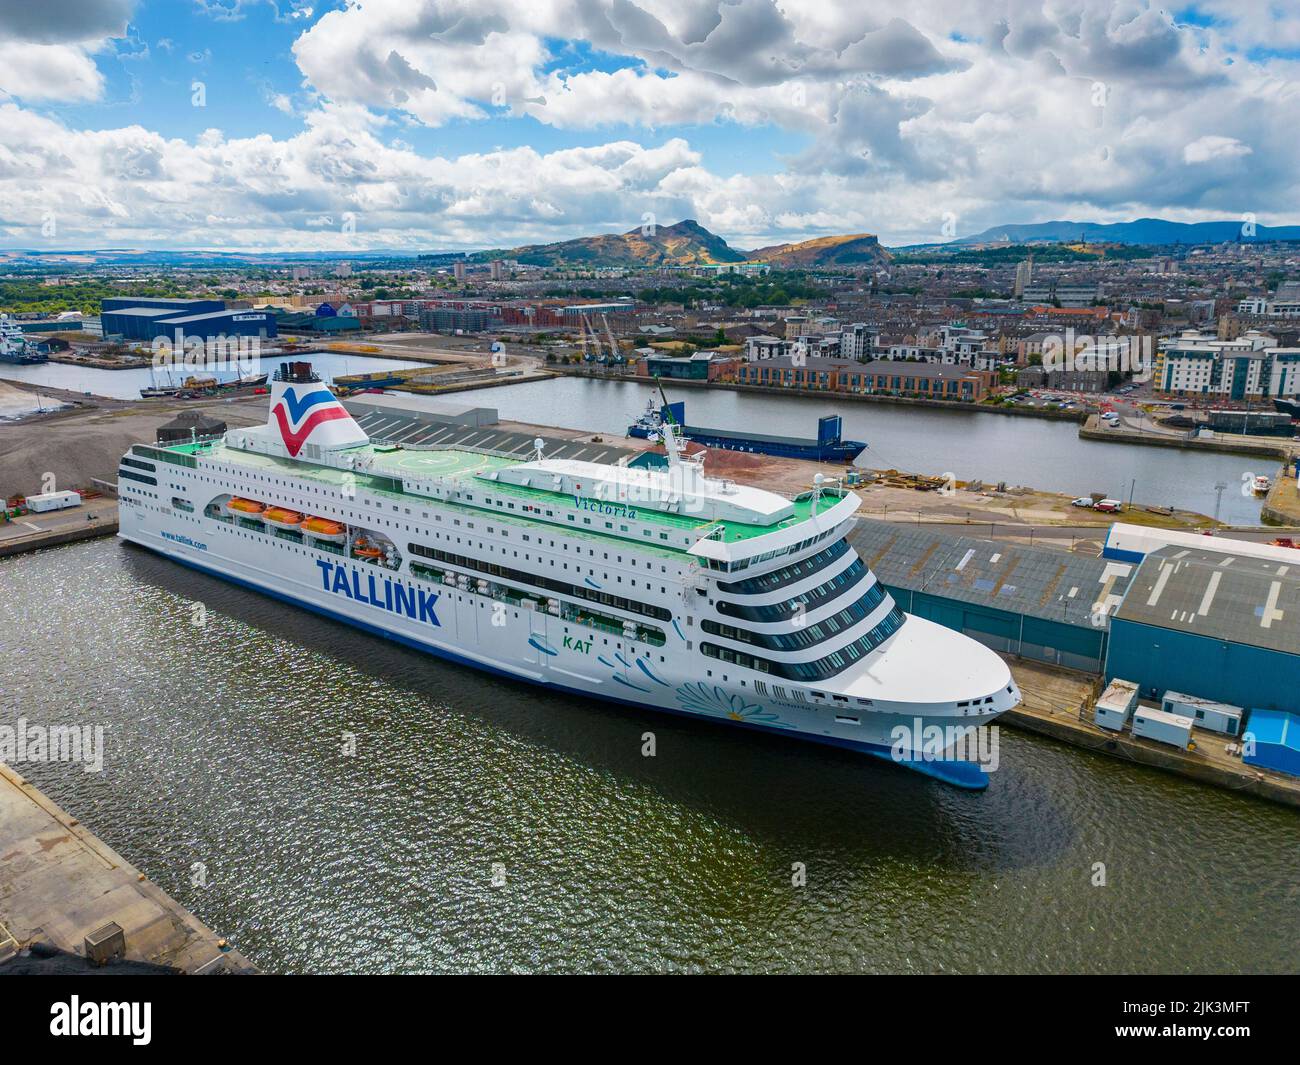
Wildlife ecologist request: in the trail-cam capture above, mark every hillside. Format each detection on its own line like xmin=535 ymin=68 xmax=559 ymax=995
xmin=491 ymin=219 xmax=746 ymax=267
xmin=953 ymin=217 xmax=1300 ymax=246
xmin=479 ymin=220 xmax=893 ymax=269
xmin=748 ymin=233 xmax=890 ymax=268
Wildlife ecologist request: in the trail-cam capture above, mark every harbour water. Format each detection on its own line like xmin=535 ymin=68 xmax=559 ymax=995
xmin=0 ymin=352 xmax=424 ymax=401
xmin=1 ymin=538 xmax=1296 ymax=974
xmin=487 ymin=377 xmax=1272 ymax=525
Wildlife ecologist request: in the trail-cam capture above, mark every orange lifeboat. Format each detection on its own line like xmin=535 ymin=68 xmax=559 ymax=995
xmin=226 ymin=497 xmax=265 ymax=517
xmin=301 ymin=516 xmax=347 ymax=542
xmin=263 ymin=506 xmax=304 ymax=530
xmin=352 ymin=536 xmax=383 ymax=560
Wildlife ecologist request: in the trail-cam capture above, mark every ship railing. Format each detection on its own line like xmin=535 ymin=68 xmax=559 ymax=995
xmin=180 ymin=433 xmax=226 ymax=452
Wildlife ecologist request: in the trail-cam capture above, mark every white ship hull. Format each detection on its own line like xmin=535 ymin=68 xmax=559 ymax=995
xmin=119 ymin=500 xmax=1011 ymax=786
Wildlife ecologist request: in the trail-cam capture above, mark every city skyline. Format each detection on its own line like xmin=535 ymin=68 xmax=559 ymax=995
xmin=3 ymin=1 xmax=1300 ymax=252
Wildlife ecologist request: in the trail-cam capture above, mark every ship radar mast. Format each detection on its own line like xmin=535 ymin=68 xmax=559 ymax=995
xmin=811 ymin=471 xmax=842 ymax=516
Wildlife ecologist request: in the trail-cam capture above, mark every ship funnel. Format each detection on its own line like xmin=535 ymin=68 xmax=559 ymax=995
xmin=265 ymin=361 xmax=369 ymax=457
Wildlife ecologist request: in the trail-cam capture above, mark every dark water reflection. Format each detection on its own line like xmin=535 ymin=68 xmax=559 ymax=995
xmin=0 ymin=540 xmax=1295 ymax=973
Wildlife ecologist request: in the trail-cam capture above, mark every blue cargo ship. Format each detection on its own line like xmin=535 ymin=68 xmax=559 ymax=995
xmin=627 ymin=394 xmax=866 ymax=463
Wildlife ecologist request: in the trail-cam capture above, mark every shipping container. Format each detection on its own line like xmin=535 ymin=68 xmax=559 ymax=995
xmin=25 ymin=490 xmax=81 ymax=513
xmin=1094 ymin=678 xmax=1138 ymax=732
xmin=1132 ymin=707 xmax=1193 ymax=748
xmin=1161 ymin=690 xmax=1242 ymax=736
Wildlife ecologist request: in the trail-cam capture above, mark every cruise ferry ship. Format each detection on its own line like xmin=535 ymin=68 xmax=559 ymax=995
xmin=118 ymin=362 xmax=1019 ymax=787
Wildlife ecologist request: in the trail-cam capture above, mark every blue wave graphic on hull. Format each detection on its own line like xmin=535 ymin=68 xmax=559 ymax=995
xmin=636 ymin=658 xmax=670 ymax=686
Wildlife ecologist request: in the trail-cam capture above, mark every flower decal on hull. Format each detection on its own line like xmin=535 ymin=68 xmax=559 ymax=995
xmin=674 ymin=682 xmax=794 ymax=728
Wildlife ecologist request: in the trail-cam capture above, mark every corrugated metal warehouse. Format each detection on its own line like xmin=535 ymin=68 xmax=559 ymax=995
xmin=152 ymin=308 xmax=276 ymax=341
xmin=100 ymin=306 xmax=182 ymax=341
xmin=100 ymin=298 xmax=276 ymax=342
xmin=848 ymin=522 xmax=1135 ymax=673
xmin=1105 ymin=544 xmax=1300 ymax=712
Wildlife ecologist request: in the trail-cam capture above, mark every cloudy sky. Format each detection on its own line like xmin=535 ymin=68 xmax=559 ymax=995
xmin=1 ymin=0 xmax=1298 ymax=252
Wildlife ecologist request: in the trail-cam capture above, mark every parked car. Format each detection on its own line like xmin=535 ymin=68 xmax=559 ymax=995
xmin=1094 ymin=499 xmax=1123 ymax=513
xmin=1071 ymin=497 xmax=1095 ymax=508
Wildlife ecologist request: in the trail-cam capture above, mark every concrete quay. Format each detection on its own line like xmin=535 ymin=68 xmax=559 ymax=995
xmin=0 ymin=762 xmax=258 ymax=973
xmin=1005 ymin=659 xmax=1300 ymax=809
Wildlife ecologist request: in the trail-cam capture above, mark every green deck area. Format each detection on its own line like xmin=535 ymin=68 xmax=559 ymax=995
xmin=158 ymin=439 xmax=825 ymax=551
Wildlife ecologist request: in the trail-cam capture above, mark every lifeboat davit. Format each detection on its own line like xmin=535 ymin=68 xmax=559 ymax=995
xmin=263 ymin=506 xmax=304 ymax=530
xmin=301 ymin=516 xmax=347 ymax=542
xmin=226 ymin=497 xmax=265 ymax=518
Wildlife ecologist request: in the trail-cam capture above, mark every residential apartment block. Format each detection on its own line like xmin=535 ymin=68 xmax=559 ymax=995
xmin=1155 ymin=329 xmax=1300 ymax=399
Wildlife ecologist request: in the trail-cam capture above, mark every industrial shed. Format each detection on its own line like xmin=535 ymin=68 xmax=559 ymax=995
xmin=1105 ymin=545 xmax=1300 ymax=712
xmin=156 ymin=410 xmax=227 ymax=445
xmin=154 ymin=308 xmax=276 ymax=341
xmin=100 ymin=299 xmax=275 ymax=342
xmin=1242 ymin=710 xmax=1300 ymax=777
xmin=848 ymin=522 xmax=1135 ymax=673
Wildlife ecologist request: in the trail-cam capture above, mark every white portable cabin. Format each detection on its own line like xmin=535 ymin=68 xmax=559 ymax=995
xmin=25 ymin=490 xmax=81 ymax=513
xmin=1161 ymin=691 xmax=1243 ymax=737
xmin=1094 ymin=678 xmax=1139 ymax=732
xmin=1132 ymin=707 xmax=1194 ymax=749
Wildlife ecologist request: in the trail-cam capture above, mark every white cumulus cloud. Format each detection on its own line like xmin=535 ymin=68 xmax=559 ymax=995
xmin=1183 ymin=134 xmax=1253 ymax=164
